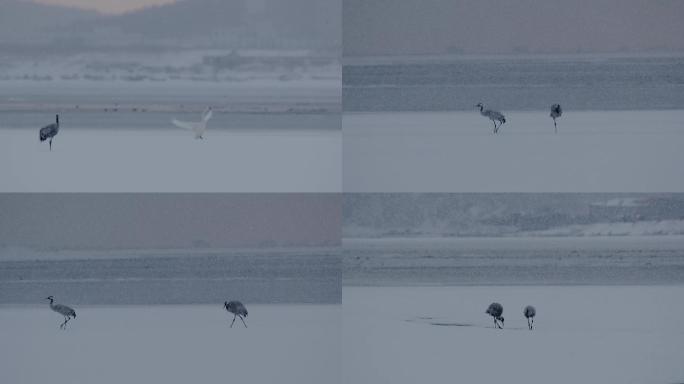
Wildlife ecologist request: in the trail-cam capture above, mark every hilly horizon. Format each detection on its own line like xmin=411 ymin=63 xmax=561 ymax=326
xmin=0 ymin=0 xmax=341 ymax=50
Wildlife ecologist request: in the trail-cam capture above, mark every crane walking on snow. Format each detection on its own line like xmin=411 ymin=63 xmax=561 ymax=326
xmin=39 ymin=114 xmax=60 ymax=151
xmin=476 ymin=103 xmax=506 ymax=134
xmin=46 ymin=296 xmax=76 ymax=329
xmin=550 ymin=104 xmax=562 ymax=133
xmin=524 ymin=305 xmax=536 ymax=330
xmin=486 ymin=302 xmax=504 ymax=329
xmin=224 ymin=300 xmax=248 ymax=328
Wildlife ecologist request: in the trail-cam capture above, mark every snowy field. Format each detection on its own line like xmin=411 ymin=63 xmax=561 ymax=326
xmin=343 ymin=286 xmax=684 ymax=384
xmin=343 ymin=110 xmax=684 ymax=192
xmin=0 ymin=304 xmax=340 ymax=384
xmin=0 ymin=126 xmax=340 ymax=192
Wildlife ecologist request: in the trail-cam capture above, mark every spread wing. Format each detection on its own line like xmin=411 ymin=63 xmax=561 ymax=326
xmin=172 ymin=119 xmax=196 ymax=131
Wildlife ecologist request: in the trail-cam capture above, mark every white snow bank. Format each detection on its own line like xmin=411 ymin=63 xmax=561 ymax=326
xmin=527 ymin=220 xmax=684 ymax=237
xmin=343 ymin=286 xmax=684 ymax=384
xmin=343 ymin=110 xmax=684 ymax=192
xmin=0 ymin=304 xmax=340 ymax=384
xmin=0 ymin=128 xmax=340 ymax=192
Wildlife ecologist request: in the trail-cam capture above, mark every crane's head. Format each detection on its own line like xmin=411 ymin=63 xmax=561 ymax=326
xmin=45 ymin=296 xmax=54 ymax=303
xmin=223 ymin=301 xmax=228 ymax=309
xmin=475 ymin=102 xmax=484 ymax=111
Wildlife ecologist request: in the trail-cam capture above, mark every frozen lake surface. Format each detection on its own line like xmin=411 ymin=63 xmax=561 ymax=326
xmin=0 ymin=249 xmax=340 ymax=305
xmin=343 ymin=286 xmax=684 ymax=384
xmin=1 ymin=304 xmax=340 ymax=384
xmin=344 ymin=236 xmax=684 ymax=286
xmin=343 ymin=55 xmax=684 ymax=111
xmin=343 ymin=110 xmax=684 ymax=192
xmin=0 ymin=115 xmax=341 ymax=192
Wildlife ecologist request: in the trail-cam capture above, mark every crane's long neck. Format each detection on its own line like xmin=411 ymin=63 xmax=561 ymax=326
xmin=48 ymin=298 xmax=55 ymax=309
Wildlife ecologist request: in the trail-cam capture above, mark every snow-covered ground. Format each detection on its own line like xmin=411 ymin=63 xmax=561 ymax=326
xmin=0 ymin=304 xmax=340 ymax=384
xmin=343 ymin=286 xmax=684 ymax=384
xmin=0 ymin=127 xmax=340 ymax=192
xmin=343 ymin=110 xmax=684 ymax=192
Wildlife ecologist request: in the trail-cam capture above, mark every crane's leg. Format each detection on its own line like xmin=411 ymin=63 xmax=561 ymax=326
xmin=531 ymin=318 xmax=534 ymax=330
xmin=239 ymin=315 xmax=247 ymax=328
xmin=492 ymin=121 xmax=497 ymax=134
xmin=554 ymin=119 xmax=557 ymax=134
xmin=60 ymin=316 xmax=68 ymax=329
xmin=230 ymin=314 xmax=236 ymax=328
xmin=493 ymin=318 xmax=497 ymax=329
xmin=527 ymin=318 xmax=531 ymax=330
xmin=49 ymin=139 xmax=52 ymax=151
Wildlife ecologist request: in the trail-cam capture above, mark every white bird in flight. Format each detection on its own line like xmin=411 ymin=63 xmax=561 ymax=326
xmin=172 ymin=107 xmax=213 ymax=139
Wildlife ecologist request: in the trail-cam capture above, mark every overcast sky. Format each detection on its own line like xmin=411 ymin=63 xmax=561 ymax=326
xmin=344 ymin=0 xmax=684 ymax=55
xmin=0 ymin=194 xmax=340 ymax=250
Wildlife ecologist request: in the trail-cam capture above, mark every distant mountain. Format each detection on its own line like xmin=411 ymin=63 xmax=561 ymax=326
xmin=343 ymin=194 xmax=684 ymax=238
xmin=0 ymin=0 xmax=100 ymax=44
xmin=0 ymin=0 xmax=340 ymax=50
xmin=344 ymin=0 xmax=684 ymax=55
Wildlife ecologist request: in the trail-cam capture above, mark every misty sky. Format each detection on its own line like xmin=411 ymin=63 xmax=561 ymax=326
xmin=0 ymin=194 xmax=340 ymax=250
xmin=32 ymin=0 xmax=176 ymax=13
xmin=344 ymin=0 xmax=684 ymax=55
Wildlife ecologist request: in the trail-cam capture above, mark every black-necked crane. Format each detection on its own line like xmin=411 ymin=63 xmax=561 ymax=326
xmin=39 ymin=114 xmax=60 ymax=151
xmin=224 ymin=300 xmax=248 ymax=328
xmin=486 ymin=302 xmax=504 ymax=329
xmin=550 ymin=104 xmax=562 ymax=133
xmin=476 ymin=103 xmax=506 ymax=134
xmin=524 ymin=305 xmax=536 ymax=330
xmin=46 ymin=296 xmax=76 ymax=329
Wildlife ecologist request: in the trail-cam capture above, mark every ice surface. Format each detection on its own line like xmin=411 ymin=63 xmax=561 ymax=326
xmin=343 ymin=110 xmax=684 ymax=192
xmin=0 ymin=126 xmax=341 ymax=192
xmin=0 ymin=249 xmax=340 ymax=305
xmin=0 ymin=304 xmax=340 ymax=384
xmin=344 ymin=236 xmax=684 ymax=286
xmin=343 ymin=286 xmax=684 ymax=384
xmin=343 ymin=55 xmax=684 ymax=111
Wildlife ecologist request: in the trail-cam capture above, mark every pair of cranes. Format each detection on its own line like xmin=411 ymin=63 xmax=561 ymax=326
xmin=38 ymin=107 xmax=213 ymax=151
xmin=44 ymin=296 xmax=248 ymax=329
xmin=486 ymin=302 xmax=536 ymax=331
xmin=476 ymin=103 xmax=563 ymax=134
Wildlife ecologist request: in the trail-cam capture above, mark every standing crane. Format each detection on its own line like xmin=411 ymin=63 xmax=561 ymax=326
xmin=524 ymin=305 xmax=536 ymax=330
xmin=476 ymin=103 xmax=506 ymax=134
xmin=550 ymin=104 xmax=562 ymax=133
xmin=486 ymin=302 xmax=504 ymax=329
xmin=39 ymin=114 xmax=60 ymax=151
xmin=46 ymin=296 xmax=76 ymax=329
xmin=224 ymin=300 xmax=248 ymax=328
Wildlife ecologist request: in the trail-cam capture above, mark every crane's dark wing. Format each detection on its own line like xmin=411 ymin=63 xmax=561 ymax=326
xmin=39 ymin=124 xmax=58 ymax=141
